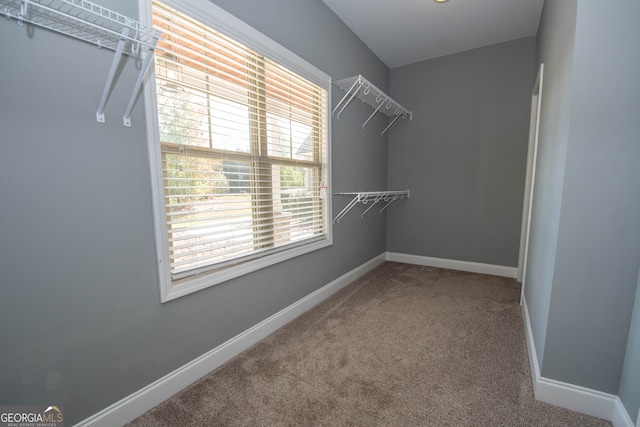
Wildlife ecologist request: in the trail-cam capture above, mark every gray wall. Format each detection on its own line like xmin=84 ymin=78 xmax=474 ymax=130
xmin=524 ymin=0 xmax=577 ymax=368
xmin=0 ymin=0 xmax=389 ymax=424
xmin=528 ymin=0 xmax=640 ymax=411
xmin=538 ymin=0 xmax=640 ymax=395
xmin=619 ymin=270 xmax=640 ymax=424
xmin=386 ymin=37 xmax=536 ymax=267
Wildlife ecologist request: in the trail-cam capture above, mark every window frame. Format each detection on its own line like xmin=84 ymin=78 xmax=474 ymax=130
xmin=139 ymin=0 xmax=332 ymax=302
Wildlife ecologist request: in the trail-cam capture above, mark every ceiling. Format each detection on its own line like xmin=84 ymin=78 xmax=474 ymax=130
xmin=322 ymin=0 xmax=544 ymax=69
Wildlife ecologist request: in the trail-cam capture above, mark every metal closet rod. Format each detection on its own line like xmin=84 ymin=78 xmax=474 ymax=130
xmin=1 ymin=0 xmax=162 ymax=126
xmin=333 ymin=190 xmax=410 ymax=224
xmin=332 ymin=75 xmax=412 ymax=135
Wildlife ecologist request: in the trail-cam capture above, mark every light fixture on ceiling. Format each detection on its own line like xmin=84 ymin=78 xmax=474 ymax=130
xmin=433 ymin=0 xmax=449 ymax=3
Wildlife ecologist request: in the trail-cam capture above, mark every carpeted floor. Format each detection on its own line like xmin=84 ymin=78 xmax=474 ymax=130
xmin=127 ymin=262 xmax=612 ymax=426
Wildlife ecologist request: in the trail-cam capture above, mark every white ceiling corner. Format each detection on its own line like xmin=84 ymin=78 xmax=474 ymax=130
xmin=322 ymin=0 xmax=544 ymax=69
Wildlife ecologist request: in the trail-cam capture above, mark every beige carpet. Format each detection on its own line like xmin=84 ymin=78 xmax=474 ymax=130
xmin=128 ymin=262 xmax=611 ymax=426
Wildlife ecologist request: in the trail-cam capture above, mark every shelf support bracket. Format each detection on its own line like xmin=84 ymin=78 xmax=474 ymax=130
xmin=333 ymin=79 xmax=365 ymax=119
xmin=381 ymin=112 xmax=403 ymax=135
xmin=333 ymin=193 xmax=364 ymax=224
xmin=96 ymin=23 xmax=130 ymax=123
xmin=362 ymin=95 xmax=388 ymax=129
xmin=380 ymin=195 xmax=400 ymax=213
xmin=331 ymin=77 xmax=360 ymax=117
xmin=123 ymin=34 xmax=159 ymax=126
xmin=361 ymin=195 xmax=383 ymax=217
xmin=16 ymin=0 xmax=26 ymax=25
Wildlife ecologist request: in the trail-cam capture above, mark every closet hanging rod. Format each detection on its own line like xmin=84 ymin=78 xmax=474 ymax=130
xmin=333 ymin=190 xmax=410 ymax=224
xmin=1 ymin=0 xmax=162 ymax=126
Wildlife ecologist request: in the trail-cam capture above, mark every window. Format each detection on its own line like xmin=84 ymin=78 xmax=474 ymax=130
xmin=142 ymin=0 xmax=332 ymax=301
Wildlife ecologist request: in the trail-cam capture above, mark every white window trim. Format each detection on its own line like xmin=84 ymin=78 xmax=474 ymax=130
xmin=139 ymin=0 xmax=332 ymax=302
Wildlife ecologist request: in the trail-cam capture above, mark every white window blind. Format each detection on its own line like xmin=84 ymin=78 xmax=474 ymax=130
xmin=150 ymin=0 xmax=330 ymax=286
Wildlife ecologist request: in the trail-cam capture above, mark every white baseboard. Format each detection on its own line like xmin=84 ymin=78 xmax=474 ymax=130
xmin=521 ymin=293 xmax=543 ymax=398
xmin=385 ymin=252 xmax=518 ymax=278
xmin=612 ymin=398 xmax=635 ymax=427
xmin=521 ymin=295 xmax=634 ymax=427
xmin=75 ymin=253 xmax=387 ymax=427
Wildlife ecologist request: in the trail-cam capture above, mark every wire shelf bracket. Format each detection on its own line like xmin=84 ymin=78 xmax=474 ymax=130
xmin=333 ymin=190 xmax=410 ymax=224
xmin=332 ymin=75 xmax=412 ymax=135
xmin=1 ymin=0 xmax=162 ymax=126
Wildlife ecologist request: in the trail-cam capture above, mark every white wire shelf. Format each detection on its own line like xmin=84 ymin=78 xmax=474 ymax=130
xmin=333 ymin=190 xmax=410 ymax=224
xmin=1 ymin=0 xmax=160 ymax=52
xmin=332 ymin=75 xmax=412 ymax=135
xmin=1 ymin=0 xmax=162 ymax=126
